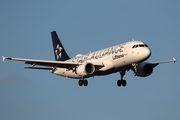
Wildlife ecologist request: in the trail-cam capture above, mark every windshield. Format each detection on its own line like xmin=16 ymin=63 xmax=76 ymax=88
xmin=132 ymin=44 xmax=148 ymax=49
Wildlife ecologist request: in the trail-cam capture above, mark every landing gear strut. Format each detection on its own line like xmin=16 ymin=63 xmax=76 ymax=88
xmin=78 ymin=78 xmax=88 ymax=86
xmin=132 ymin=63 xmax=138 ymax=76
xmin=117 ymin=70 xmax=127 ymax=87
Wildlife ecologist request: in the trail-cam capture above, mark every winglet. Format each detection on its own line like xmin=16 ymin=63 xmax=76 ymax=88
xmin=2 ymin=56 xmax=5 ymax=62
xmin=173 ymin=58 xmax=177 ymax=63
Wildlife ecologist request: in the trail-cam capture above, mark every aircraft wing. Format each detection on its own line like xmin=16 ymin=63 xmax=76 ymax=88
xmin=2 ymin=56 xmax=104 ymax=70
xmin=149 ymin=58 xmax=177 ymax=68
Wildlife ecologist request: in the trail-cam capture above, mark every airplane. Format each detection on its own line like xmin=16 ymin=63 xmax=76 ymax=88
xmin=2 ymin=31 xmax=177 ymax=87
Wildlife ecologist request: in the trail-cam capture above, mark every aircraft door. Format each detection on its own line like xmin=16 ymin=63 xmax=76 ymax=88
xmin=131 ymin=44 xmax=137 ymax=60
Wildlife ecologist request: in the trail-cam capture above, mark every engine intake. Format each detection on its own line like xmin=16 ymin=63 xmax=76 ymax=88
xmin=136 ymin=63 xmax=153 ymax=77
xmin=76 ymin=63 xmax=95 ymax=76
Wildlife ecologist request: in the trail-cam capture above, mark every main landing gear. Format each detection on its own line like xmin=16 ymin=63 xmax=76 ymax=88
xmin=78 ymin=71 xmax=127 ymax=87
xmin=117 ymin=70 xmax=127 ymax=87
xmin=78 ymin=79 xmax=88 ymax=86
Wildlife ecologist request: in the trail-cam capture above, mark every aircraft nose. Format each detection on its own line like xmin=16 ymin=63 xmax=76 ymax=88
xmin=143 ymin=48 xmax=151 ymax=59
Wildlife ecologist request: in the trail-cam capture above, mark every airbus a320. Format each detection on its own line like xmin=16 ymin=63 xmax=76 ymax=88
xmin=3 ymin=31 xmax=177 ymax=87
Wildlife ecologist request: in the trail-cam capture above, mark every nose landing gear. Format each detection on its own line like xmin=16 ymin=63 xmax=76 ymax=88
xmin=117 ymin=70 xmax=127 ymax=87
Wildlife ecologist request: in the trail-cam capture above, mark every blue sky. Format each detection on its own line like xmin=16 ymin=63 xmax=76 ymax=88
xmin=0 ymin=0 xmax=180 ymax=120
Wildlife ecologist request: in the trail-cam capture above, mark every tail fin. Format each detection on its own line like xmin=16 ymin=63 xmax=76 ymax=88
xmin=51 ymin=31 xmax=70 ymax=61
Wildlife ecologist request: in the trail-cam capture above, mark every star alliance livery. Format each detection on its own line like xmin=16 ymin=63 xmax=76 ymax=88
xmin=2 ymin=31 xmax=177 ymax=87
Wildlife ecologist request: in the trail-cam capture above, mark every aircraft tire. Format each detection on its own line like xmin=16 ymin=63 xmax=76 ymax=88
xmin=122 ymin=80 xmax=127 ymax=87
xmin=117 ymin=80 xmax=122 ymax=87
xmin=79 ymin=80 xmax=84 ymax=86
xmin=117 ymin=80 xmax=127 ymax=87
xmin=84 ymin=80 xmax=88 ymax=86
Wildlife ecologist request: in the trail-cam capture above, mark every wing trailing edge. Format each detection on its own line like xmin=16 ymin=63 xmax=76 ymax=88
xmin=23 ymin=67 xmax=54 ymax=70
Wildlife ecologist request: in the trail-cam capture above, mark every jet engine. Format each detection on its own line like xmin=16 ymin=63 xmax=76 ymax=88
xmin=76 ymin=63 xmax=95 ymax=76
xmin=136 ymin=63 xmax=153 ymax=77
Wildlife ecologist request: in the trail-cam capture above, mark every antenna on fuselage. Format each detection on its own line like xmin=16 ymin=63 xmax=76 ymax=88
xmin=132 ymin=38 xmax=134 ymax=41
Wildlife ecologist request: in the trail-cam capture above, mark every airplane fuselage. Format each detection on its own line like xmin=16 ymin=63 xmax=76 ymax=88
xmin=51 ymin=41 xmax=151 ymax=79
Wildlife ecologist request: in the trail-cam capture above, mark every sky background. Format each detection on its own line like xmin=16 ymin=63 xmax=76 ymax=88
xmin=0 ymin=0 xmax=180 ymax=120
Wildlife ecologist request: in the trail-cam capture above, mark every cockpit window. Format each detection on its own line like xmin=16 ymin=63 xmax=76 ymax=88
xmin=132 ymin=44 xmax=148 ymax=49
xmin=139 ymin=44 xmax=144 ymax=47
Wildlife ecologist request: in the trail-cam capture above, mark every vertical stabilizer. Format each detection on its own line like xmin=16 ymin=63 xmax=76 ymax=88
xmin=51 ymin=31 xmax=70 ymax=61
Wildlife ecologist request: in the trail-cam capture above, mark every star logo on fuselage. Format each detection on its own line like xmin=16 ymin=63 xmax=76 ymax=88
xmin=55 ymin=44 xmax=62 ymax=59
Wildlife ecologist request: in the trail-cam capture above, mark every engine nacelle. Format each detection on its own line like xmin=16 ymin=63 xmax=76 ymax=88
xmin=136 ymin=63 xmax=153 ymax=77
xmin=76 ymin=63 xmax=95 ymax=76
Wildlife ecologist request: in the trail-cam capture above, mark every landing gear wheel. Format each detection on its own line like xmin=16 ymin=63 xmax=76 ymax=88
xmin=117 ymin=80 xmax=122 ymax=86
xmin=122 ymin=80 xmax=127 ymax=87
xmin=78 ymin=80 xmax=84 ymax=86
xmin=84 ymin=80 xmax=88 ymax=86
xmin=117 ymin=70 xmax=127 ymax=87
xmin=117 ymin=80 xmax=127 ymax=87
xmin=78 ymin=79 xmax=88 ymax=86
